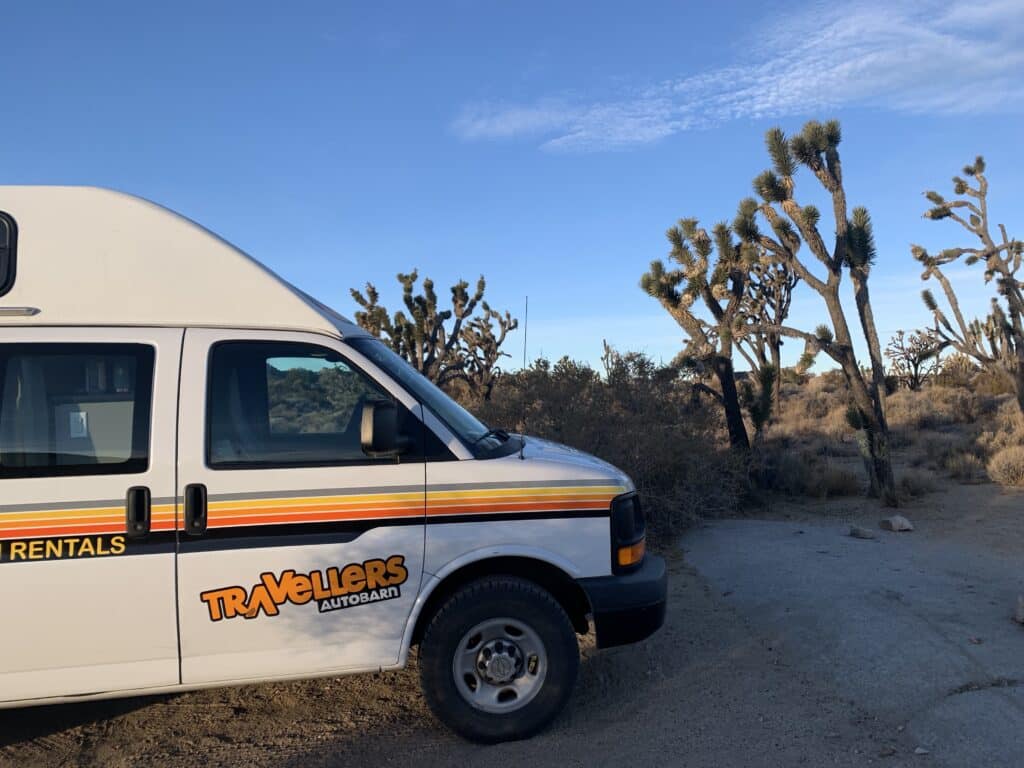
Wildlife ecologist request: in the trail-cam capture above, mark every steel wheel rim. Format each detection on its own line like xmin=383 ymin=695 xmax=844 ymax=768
xmin=452 ymin=617 xmax=548 ymax=714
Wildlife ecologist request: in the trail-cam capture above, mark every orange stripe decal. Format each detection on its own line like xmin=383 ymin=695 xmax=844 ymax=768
xmin=0 ymin=484 xmax=624 ymax=539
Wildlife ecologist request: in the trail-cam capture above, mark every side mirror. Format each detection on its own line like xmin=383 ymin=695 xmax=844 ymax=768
xmin=361 ymin=399 xmax=409 ymax=457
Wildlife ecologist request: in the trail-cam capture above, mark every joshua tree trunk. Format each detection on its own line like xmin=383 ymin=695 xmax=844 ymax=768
xmin=713 ymin=355 xmax=750 ymax=451
xmin=850 ymin=269 xmax=890 ymax=419
xmin=769 ymin=334 xmax=783 ymax=409
xmin=823 ymin=283 xmax=898 ymax=506
xmin=844 ymin=356 xmax=897 ymax=503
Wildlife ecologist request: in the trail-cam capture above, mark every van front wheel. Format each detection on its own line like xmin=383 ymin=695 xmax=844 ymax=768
xmin=418 ymin=576 xmax=580 ymax=743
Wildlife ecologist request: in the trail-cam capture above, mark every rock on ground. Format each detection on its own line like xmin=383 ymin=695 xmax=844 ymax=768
xmin=880 ymin=515 xmax=914 ymax=532
xmin=849 ymin=524 xmax=878 ymax=540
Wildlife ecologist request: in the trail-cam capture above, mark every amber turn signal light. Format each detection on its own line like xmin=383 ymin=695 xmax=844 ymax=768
xmin=616 ymin=538 xmax=645 ymax=568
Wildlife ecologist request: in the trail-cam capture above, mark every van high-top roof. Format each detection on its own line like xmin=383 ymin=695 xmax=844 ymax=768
xmin=0 ymin=186 xmax=366 ymax=338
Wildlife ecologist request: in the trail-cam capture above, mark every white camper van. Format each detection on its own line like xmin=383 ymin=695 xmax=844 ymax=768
xmin=0 ymin=187 xmax=666 ymax=743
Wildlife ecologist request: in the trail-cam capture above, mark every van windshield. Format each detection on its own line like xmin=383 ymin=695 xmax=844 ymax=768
xmin=346 ymin=336 xmax=511 ymax=454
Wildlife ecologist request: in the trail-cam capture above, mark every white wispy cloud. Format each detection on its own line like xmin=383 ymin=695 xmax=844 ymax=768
xmin=451 ymin=0 xmax=1024 ymax=152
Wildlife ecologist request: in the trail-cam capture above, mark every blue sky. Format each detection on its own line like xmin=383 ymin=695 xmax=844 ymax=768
xmin=2 ymin=0 xmax=1022 ymax=369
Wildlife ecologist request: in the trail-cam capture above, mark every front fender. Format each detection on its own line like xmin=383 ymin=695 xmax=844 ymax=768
xmin=396 ymin=544 xmax=586 ymax=666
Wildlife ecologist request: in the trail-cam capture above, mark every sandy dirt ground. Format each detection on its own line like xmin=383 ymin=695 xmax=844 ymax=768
xmin=1 ymin=478 xmax=1018 ymax=767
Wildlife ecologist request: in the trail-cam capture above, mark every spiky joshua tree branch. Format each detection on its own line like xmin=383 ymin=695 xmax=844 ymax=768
xmin=351 ymin=271 xmax=518 ymax=399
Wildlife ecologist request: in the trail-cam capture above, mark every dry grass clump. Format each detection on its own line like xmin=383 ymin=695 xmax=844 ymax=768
xmin=944 ymin=451 xmax=986 ymax=482
xmin=887 ymin=390 xmax=944 ymax=430
xmin=774 ymin=408 xmax=852 ymax=443
xmin=823 ymin=405 xmax=854 ymax=441
xmin=806 ymin=369 xmax=846 ymax=394
xmin=774 ymin=375 xmax=851 ymax=443
xmin=987 ymin=446 xmax=1024 ymax=487
xmin=812 ymin=466 xmax=862 ymax=498
xmin=899 ymin=469 xmax=939 ymax=498
xmin=973 ymin=367 xmax=1016 ymax=397
xmin=920 ymin=431 xmax=964 ymax=465
xmin=756 ymin=448 xmax=860 ymax=499
xmin=974 ymin=397 xmax=1024 ymax=457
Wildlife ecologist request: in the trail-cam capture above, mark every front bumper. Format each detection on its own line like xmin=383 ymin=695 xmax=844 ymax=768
xmin=578 ymin=554 xmax=667 ymax=648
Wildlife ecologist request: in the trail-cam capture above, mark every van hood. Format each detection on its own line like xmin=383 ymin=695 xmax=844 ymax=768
xmin=515 ymin=435 xmax=634 ymax=490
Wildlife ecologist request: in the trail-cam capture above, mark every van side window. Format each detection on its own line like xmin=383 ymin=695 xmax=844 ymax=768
xmin=207 ymin=341 xmax=425 ymax=468
xmin=0 ymin=344 xmax=154 ymax=478
xmin=0 ymin=211 xmax=16 ymax=297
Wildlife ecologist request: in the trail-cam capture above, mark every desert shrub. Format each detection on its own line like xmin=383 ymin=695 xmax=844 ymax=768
xmin=774 ymin=374 xmax=850 ymax=443
xmin=974 ymin=397 xmax=1024 ymax=458
xmin=755 ymin=446 xmax=860 ymax=499
xmin=899 ymin=469 xmax=939 ymax=498
xmin=780 ymin=367 xmax=809 ymax=387
xmin=887 ymin=388 xmax=988 ymax=431
xmin=945 ymin=451 xmax=985 ymax=482
xmin=803 ymin=391 xmax=834 ymax=419
xmin=757 ymin=450 xmax=811 ymax=495
xmin=887 ymin=428 xmax=917 ymax=449
xmin=808 ymin=466 xmax=862 ymax=498
xmin=823 ymin=405 xmax=853 ymax=439
xmin=974 ymin=367 xmax=1016 ymax=397
xmin=934 ymin=353 xmax=978 ymax=389
xmin=472 ymin=350 xmax=743 ymax=537
xmin=921 ymin=432 xmax=961 ymax=465
xmin=886 ymin=390 xmax=938 ymax=430
xmin=810 ymin=369 xmax=847 ymax=394
xmin=987 ymin=446 xmax=1024 ymax=487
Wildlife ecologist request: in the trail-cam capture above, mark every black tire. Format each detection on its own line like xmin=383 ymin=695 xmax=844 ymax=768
xmin=418 ymin=575 xmax=580 ymax=743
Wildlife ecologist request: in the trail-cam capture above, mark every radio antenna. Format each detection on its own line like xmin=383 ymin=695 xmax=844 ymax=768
xmin=519 ymin=296 xmax=528 ymax=460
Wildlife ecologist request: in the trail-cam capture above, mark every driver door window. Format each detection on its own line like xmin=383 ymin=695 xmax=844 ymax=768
xmin=207 ymin=342 xmax=395 ymax=467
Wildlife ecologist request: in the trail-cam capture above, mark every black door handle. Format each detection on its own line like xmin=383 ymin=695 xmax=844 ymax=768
xmin=125 ymin=486 xmax=151 ymax=539
xmin=184 ymin=483 xmax=208 ymax=535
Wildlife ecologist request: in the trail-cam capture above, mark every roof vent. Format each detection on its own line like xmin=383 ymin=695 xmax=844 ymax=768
xmin=0 ymin=211 xmax=16 ymax=297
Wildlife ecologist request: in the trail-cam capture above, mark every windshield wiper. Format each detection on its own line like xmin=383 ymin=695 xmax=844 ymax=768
xmin=472 ymin=428 xmax=510 ymax=445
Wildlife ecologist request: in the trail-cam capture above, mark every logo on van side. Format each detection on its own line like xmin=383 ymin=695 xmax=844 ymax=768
xmin=198 ymin=554 xmax=408 ymax=622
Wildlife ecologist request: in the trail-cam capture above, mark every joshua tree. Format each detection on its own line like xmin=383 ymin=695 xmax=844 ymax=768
xmin=642 ymin=218 xmax=755 ymax=450
xmin=885 ymin=329 xmax=942 ymax=390
xmin=461 ymin=302 xmax=518 ymax=400
xmin=741 ymin=261 xmax=798 ymax=407
xmin=733 ymin=120 xmax=897 ymax=505
xmin=912 ymin=156 xmax=1024 ymax=412
xmin=350 ymin=270 xmax=518 ymax=398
